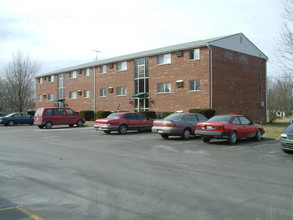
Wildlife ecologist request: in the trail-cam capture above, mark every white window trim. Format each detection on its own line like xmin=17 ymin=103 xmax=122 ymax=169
xmin=48 ymin=94 xmax=54 ymax=100
xmin=69 ymin=91 xmax=77 ymax=99
xmin=38 ymin=95 xmax=42 ymax=102
xmin=38 ymin=78 xmax=43 ymax=84
xmin=116 ymin=62 xmax=127 ymax=71
xmin=84 ymin=68 xmax=90 ymax=77
xmin=69 ymin=71 xmax=77 ymax=79
xmin=100 ymin=65 xmax=107 ymax=74
xmin=84 ymin=90 xmax=90 ymax=98
xmin=100 ymin=88 xmax=106 ymax=97
xmin=189 ymin=80 xmax=201 ymax=92
xmin=116 ymin=87 xmax=127 ymax=96
xmin=157 ymin=54 xmax=171 ymax=65
xmin=157 ymin=83 xmax=171 ymax=94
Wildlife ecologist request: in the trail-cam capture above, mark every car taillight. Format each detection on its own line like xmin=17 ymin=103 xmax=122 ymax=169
xmin=167 ymin=124 xmax=176 ymax=127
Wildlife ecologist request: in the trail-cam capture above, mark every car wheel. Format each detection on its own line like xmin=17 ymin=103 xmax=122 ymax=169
xmin=45 ymin=121 xmax=53 ymax=129
xmin=76 ymin=120 xmax=84 ymax=127
xmin=160 ymin=134 xmax=169 ymax=139
xmin=254 ymin=129 xmax=262 ymax=141
xmin=203 ymin=137 xmax=211 ymax=143
xmin=181 ymin=128 xmax=191 ymax=140
xmin=69 ymin=124 xmax=74 ymax=127
xmin=104 ymin=131 xmax=111 ymax=134
xmin=8 ymin=120 xmax=15 ymax=126
xmin=118 ymin=124 xmax=127 ymax=134
xmin=282 ymin=149 xmax=293 ymax=154
xmin=38 ymin=125 xmax=44 ymax=129
xmin=228 ymin=131 xmax=237 ymax=145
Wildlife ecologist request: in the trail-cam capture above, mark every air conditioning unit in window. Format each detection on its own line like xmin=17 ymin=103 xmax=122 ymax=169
xmin=108 ymin=87 xmax=113 ymax=93
xmin=78 ymin=70 xmax=82 ymax=74
xmin=43 ymin=94 xmax=46 ymax=98
xmin=176 ymin=80 xmax=184 ymax=87
xmin=176 ymin=51 xmax=183 ymax=57
xmin=77 ymin=90 xmax=82 ymax=95
xmin=107 ymin=63 xmax=113 ymax=69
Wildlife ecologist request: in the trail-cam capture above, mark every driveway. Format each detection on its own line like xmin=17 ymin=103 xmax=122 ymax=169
xmin=0 ymin=125 xmax=292 ymax=220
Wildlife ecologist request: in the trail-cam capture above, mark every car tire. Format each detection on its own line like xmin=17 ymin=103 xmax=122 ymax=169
xmin=181 ymin=128 xmax=191 ymax=140
xmin=203 ymin=137 xmax=211 ymax=143
xmin=228 ymin=131 xmax=237 ymax=145
xmin=104 ymin=131 xmax=111 ymax=134
xmin=161 ymin=134 xmax=169 ymax=139
xmin=8 ymin=120 xmax=15 ymax=126
xmin=45 ymin=121 xmax=53 ymax=129
xmin=76 ymin=120 xmax=84 ymax=127
xmin=38 ymin=125 xmax=44 ymax=129
xmin=282 ymin=149 xmax=293 ymax=154
xmin=69 ymin=124 xmax=74 ymax=127
xmin=118 ymin=124 xmax=127 ymax=134
xmin=254 ymin=129 xmax=262 ymax=141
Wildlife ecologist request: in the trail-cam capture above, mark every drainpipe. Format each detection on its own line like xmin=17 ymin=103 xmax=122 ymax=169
xmin=93 ymin=65 xmax=96 ymax=120
xmin=207 ymin=44 xmax=213 ymax=109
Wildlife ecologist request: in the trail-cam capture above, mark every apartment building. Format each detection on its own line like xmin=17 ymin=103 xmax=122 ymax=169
xmin=36 ymin=33 xmax=268 ymax=121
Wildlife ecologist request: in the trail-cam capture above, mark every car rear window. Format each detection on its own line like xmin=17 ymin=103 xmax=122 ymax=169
xmin=107 ymin=113 xmax=122 ymax=118
xmin=284 ymin=125 xmax=293 ymax=134
xmin=207 ymin=115 xmax=233 ymax=123
xmin=35 ymin=108 xmax=44 ymax=116
xmin=165 ymin=114 xmax=185 ymax=121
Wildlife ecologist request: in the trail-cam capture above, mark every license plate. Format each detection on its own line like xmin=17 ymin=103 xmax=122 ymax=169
xmin=206 ymin=126 xmax=213 ymax=129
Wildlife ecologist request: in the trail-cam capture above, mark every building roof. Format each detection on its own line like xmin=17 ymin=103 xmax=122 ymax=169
xmin=38 ymin=33 xmax=268 ymax=77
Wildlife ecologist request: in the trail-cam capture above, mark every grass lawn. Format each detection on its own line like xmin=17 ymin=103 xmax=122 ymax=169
xmin=85 ymin=117 xmax=292 ymax=140
xmin=262 ymin=117 xmax=292 ymax=140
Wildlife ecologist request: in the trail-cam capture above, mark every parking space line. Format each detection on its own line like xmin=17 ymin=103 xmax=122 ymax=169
xmin=0 ymin=206 xmax=44 ymax=220
xmin=221 ymin=146 xmax=240 ymax=150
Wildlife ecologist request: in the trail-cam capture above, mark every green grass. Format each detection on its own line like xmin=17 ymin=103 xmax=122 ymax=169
xmin=85 ymin=117 xmax=292 ymax=140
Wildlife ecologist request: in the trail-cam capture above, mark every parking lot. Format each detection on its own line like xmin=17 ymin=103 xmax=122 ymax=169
xmin=0 ymin=125 xmax=292 ymax=220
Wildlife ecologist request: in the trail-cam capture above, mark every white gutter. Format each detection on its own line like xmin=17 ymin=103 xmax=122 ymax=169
xmin=207 ymin=44 xmax=213 ymax=109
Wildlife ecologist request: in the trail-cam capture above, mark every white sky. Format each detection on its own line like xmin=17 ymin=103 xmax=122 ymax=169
xmin=0 ymin=0 xmax=283 ymax=76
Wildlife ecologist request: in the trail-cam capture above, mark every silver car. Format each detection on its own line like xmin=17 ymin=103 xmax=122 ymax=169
xmin=152 ymin=113 xmax=208 ymax=139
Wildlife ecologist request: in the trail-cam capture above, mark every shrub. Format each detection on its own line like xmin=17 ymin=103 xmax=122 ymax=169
xmin=140 ymin=111 xmax=156 ymax=119
xmin=80 ymin=110 xmax=94 ymax=121
xmin=96 ymin=110 xmax=112 ymax=119
xmin=162 ymin=112 xmax=174 ymax=118
xmin=189 ymin=108 xmax=216 ymax=119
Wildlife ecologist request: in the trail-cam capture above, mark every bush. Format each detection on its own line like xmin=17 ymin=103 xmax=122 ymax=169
xmin=96 ymin=110 xmax=112 ymax=119
xmin=162 ymin=112 xmax=174 ymax=118
xmin=140 ymin=111 xmax=156 ymax=119
xmin=80 ymin=110 xmax=94 ymax=121
xmin=189 ymin=109 xmax=216 ymax=119
xmin=27 ymin=111 xmax=35 ymax=116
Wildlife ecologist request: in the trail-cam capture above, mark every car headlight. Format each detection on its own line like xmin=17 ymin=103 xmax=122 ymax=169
xmin=281 ymin=133 xmax=288 ymax=138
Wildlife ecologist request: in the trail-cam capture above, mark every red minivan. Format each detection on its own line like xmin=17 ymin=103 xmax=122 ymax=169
xmin=34 ymin=107 xmax=85 ymax=129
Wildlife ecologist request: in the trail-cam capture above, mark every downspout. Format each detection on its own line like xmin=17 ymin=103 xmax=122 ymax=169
xmin=93 ymin=65 xmax=96 ymax=120
xmin=207 ymin=44 xmax=213 ymax=109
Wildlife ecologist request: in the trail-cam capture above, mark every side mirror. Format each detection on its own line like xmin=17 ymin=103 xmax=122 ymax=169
xmin=250 ymin=122 xmax=254 ymax=125
xmin=290 ymin=120 xmax=293 ymax=124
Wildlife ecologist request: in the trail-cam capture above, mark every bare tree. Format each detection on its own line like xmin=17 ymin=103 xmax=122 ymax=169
xmin=3 ymin=51 xmax=41 ymax=112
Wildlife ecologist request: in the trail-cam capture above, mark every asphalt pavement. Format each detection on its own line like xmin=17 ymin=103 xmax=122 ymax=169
xmin=0 ymin=125 xmax=292 ymax=220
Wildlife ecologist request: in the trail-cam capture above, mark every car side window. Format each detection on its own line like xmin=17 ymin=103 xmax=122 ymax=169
xmin=231 ymin=117 xmax=241 ymax=125
xmin=44 ymin=109 xmax=54 ymax=115
xmin=54 ymin=109 xmax=64 ymax=115
xmin=239 ymin=116 xmax=251 ymax=125
xmin=197 ymin=114 xmax=207 ymax=122
xmin=65 ymin=109 xmax=74 ymax=115
xmin=136 ymin=113 xmax=147 ymax=120
xmin=124 ymin=113 xmax=137 ymax=120
xmin=188 ymin=114 xmax=197 ymax=121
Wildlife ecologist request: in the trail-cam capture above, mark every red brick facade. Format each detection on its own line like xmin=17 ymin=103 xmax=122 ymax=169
xmin=36 ymin=45 xmax=267 ymax=121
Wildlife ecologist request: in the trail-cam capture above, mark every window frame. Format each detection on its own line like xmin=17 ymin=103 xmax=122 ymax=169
xmin=100 ymin=65 xmax=106 ymax=74
xmin=116 ymin=87 xmax=127 ymax=96
xmin=157 ymin=53 xmax=171 ymax=65
xmin=100 ymin=88 xmax=106 ymax=97
xmin=157 ymin=82 xmax=171 ymax=94
xmin=84 ymin=90 xmax=90 ymax=98
xmin=116 ymin=61 xmax=127 ymax=71
xmin=84 ymin=68 xmax=90 ymax=77
xmin=48 ymin=75 xmax=54 ymax=83
xmin=69 ymin=91 xmax=77 ymax=99
xmin=48 ymin=94 xmax=54 ymax=101
xmin=189 ymin=48 xmax=200 ymax=60
xmin=69 ymin=71 xmax=77 ymax=79
xmin=189 ymin=80 xmax=201 ymax=91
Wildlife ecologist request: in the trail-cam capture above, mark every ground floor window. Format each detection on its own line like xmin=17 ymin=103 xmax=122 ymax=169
xmin=116 ymin=87 xmax=127 ymax=96
xmin=189 ymin=80 xmax=200 ymax=91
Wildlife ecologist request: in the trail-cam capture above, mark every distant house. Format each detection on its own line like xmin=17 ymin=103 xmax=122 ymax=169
xmin=35 ymin=33 xmax=268 ymax=121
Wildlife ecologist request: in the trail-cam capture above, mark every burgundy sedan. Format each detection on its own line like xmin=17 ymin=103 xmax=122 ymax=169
xmin=94 ymin=112 xmax=154 ymax=134
xmin=194 ymin=115 xmax=265 ymax=144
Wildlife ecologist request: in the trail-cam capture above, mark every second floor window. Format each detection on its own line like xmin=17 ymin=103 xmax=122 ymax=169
xmin=69 ymin=71 xmax=77 ymax=79
xmin=38 ymin=95 xmax=42 ymax=102
xmin=116 ymin=87 xmax=127 ymax=96
xmin=157 ymin=83 xmax=171 ymax=93
xmin=69 ymin=91 xmax=76 ymax=99
xmin=84 ymin=68 xmax=90 ymax=77
xmin=48 ymin=94 xmax=54 ymax=100
xmin=48 ymin=75 xmax=54 ymax=82
xmin=117 ymin=62 xmax=127 ymax=71
xmin=189 ymin=49 xmax=200 ymax=60
xmin=157 ymin=54 xmax=171 ymax=65
xmin=38 ymin=78 xmax=43 ymax=84
xmin=100 ymin=65 xmax=106 ymax=74
xmin=100 ymin=88 xmax=106 ymax=97
xmin=84 ymin=90 xmax=90 ymax=98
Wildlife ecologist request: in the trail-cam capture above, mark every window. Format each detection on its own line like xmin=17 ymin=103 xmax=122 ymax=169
xmin=239 ymin=116 xmax=251 ymax=125
xmin=38 ymin=95 xmax=42 ymax=102
xmin=38 ymin=78 xmax=43 ymax=84
xmin=232 ymin=117 xmax=241 ymax=125
xmin=189 ymin=49 xmax=200 ymax=60
xmin=157 ymin=83 xmax=171 ymax=93
xmin=69 ymin=91 xmax=77 ymax=99
xmin=48 ymin=94 xmax=54 ymax=101
xmin=48 ymin=75 xmax=54 ymax=82
xmin=100 ymin=88 xmax=106 ymax=97
xmin=84 ymin=68 xmax=90 ymax=77
xmin=100 ymin=65 xmax=106 ymax=74
xmin=188 ymin=114 xmax=197 ymax=121
xmin=197 ymin=114 xmax=207 ymax=122
xmin=116 ymin=87 xmax=127 ymax=96
xmin=189 ymin=80 xmax=200 ymax=91
xmin=117 ymin=62 xmax=127 ymax=71
xmin=84 ymin=90 xmax=90 ymax=98
xmin=69 ymin=71 xmax=77 ymax=79
xmin=157 ymin=54 xmax=171 ymax=65
xmin=65 ymin=108 xmax=74 ymax=115
xmin=124 ymin=113 xmax=137 ymax=120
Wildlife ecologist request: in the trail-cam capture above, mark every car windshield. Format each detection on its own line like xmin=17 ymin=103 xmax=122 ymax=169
xmin=5 ymin=113 xmax=15 ymax=117
xmin=207 ymin=115 xmax=233 ymax=123
xmin=107 ymin=113 xmax=122 ymax=119
xmin=164 ymin=114 xmax=185 ymax=121
xmin=35 ymin=108 xmax=44 ymax=116
xmin=283 ymin=125 xmax=293 ymax=134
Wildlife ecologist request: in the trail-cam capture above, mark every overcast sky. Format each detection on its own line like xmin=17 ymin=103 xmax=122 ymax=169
xmin=0 ymin=0 xmax=283 ymax=76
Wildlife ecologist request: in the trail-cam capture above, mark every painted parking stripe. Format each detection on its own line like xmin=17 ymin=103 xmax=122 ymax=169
xmin=0 ymin=206 xmax=44 ymax=220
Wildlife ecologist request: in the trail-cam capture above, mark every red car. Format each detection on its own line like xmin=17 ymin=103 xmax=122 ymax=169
xmin=94 ymin=112 xmax=154 ymax=134
xmin=194 ymin=115 xmax=265 ymax=144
